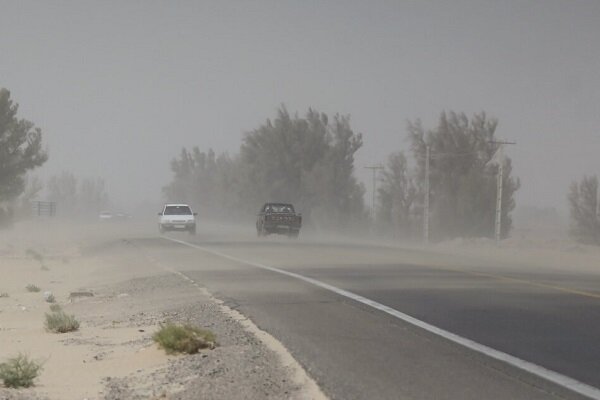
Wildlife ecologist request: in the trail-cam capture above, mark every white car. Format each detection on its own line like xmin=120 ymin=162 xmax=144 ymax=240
xmin=98 ymin=211 xmax=113 ymax=221
xmin=158 ymin=204 xmax=197 ymax=234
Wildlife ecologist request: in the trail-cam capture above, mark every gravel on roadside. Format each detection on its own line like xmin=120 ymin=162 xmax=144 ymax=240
xmin=98 ymin=274 xmax=313 ymax=400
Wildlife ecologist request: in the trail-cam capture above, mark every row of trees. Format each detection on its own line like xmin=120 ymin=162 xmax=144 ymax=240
xmin=164 ymin=108 xmax=521 ymax=239
xmin=376 ymin=112 xmax=520 ymax=241
xmin=45 ymin=172 xmax=110 ymax=217
xmin=1 ymin=88 xmax=111 ymax=224
xmin=2 ymin=86 xmax=594 ymax=245
xmin=3 ymin=171 xmax=110 ymax=220
xmin=569 ymin=176 xmax=600 ymax=245
xmin=164 ymin=108 xmax=367 ymax=229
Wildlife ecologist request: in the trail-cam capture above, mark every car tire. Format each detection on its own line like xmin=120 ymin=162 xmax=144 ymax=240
xmin=189 ymin=226 xmax=196 ymax=235
xmin=159 ymin=225 xmax=166 ymax=234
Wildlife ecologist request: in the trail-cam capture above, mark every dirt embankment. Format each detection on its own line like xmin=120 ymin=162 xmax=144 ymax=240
xmin=0 ymin=220 xmax=326 ymax=400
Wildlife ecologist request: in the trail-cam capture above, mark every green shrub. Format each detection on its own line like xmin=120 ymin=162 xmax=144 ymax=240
xmin=45 ymin=311 xmax=80 ymax=333
xmin=153 ymin=323 xmax=216 ymax=354
xmin=0 ymin=353 xmax=43 ymax=388
xmin=25 ymin=284 xmax=40 ymax=293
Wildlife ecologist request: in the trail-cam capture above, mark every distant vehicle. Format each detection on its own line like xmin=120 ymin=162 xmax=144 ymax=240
xmin=158 ymin=204 xmax=197 ymax=234
xmin=98 ymin=211 xmax=113 ymax=221
xmin=99 ymin=211 xmax=132 ymax=222
xmin=256 ymin=203 xmax=301 ymax=238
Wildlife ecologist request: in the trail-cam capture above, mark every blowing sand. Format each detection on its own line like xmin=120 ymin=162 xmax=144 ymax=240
xmin=0 ymin=221 xmax=169 ymax=399
xmin=0 ymin=220 xmax=327 ymax=400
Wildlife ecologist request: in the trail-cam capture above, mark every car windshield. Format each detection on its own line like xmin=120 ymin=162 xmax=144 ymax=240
xmin=164 ymin=206 xmax=192 ymax=215
xmin=266 ymin=204 xmax=294 ymax=213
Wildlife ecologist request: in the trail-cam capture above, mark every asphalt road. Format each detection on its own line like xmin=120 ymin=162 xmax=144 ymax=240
xmin=132 ymin=230 xmax=600 ymax=400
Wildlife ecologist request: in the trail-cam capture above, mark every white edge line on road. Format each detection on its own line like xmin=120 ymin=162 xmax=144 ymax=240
xmin=164 ymin=236 xmax=600 ymax=400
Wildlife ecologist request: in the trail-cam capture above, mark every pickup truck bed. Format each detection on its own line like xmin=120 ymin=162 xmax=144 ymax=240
xmin=256 ymin=203 xmax=301 ymax=238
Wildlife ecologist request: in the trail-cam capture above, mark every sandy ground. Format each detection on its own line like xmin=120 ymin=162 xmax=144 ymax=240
xmin=0 ymin=220 xmax=325 ymax=400
xmin=2 ymin=218 xmax=598 ymax=399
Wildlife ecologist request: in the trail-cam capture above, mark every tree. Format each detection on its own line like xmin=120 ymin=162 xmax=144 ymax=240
xmin=163 ymin=106 xmax=367 ymax=229
xmin=407 ymin=111 xmax=520 ymax=240
xmin=0 ymin=89 xmax=48 ymax=204
xmin=568 ymin=175 xmax=600 ymax=245
xmin=239 ymin=107 xmax=366 ymax=229
xmin=376 ymin=152 xmax=419 ymax=238
xmin=163 ymin=147 xmax=239 ymax=218
xmin=47 ymin=172 xmax=78 ymax=213
xmin=46 ymin=172 xmax=110 ymax=217
xmin=239 ymin=108 xmax=329 ymax=212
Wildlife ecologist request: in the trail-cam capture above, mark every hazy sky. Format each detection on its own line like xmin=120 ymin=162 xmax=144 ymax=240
xmin=1 ymin=1 xmax=599 ymax=213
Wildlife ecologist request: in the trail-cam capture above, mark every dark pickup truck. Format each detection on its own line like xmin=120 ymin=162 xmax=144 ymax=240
xmin=256 ymin=203 xmax=301 ymax=238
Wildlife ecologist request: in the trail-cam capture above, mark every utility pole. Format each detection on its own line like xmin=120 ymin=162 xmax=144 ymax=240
xmin=596 ymin=180 xmax=599 ymax=221
xmin=424 ymin=145 xmax=430 ymax=245
xmin=365 ymin=165 xmax=384 ymax=222
xmin=489 ymin=140 xmax=515 ymax=244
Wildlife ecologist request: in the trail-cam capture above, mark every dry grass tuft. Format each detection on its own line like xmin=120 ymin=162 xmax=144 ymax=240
xmin=25 ymin=284 xmax=41 ymax=293
xmin=45 ymin=310 xmax=80 ymax=333
xmin=153 ymin=323 xmax=216 ymax=354
xmin=0 ymin=354 xmax=43 ymax=388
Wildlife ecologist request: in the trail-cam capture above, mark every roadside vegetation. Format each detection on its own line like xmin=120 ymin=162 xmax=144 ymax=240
xmin=45 ymin=172 xmax=109 ymax=218
xmin=153 ymin=323 xmax=216 ymax=354
xmin=44 ymin=292 xmax=56 ymax=303
xmin=44 ymin=310 xmax=80 ymax=333
xmin=569 ymin=175 xmax=600 ymax=245
xmin=25 ymin=284 xmax=40 ymax=293
xmin=0 ymin=354 xmax=43 ymax=388
xmin=164 ymin=107 xmax=366 ymax=230
xmin=164 ymin=108 xmax=520 ymax=241
xmin=0 ymin=89 xmax=48 ymax=228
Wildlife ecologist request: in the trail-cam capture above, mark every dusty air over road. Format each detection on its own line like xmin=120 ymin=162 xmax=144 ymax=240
xmin=2 ymin=2 xmax=600 ymax=400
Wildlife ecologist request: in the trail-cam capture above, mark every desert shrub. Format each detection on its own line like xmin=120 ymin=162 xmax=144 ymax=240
xmin=153 ymin=323 xmax=216 ymax=354
xmin=0 ymin=354 xmax=43 ymax=388
xmin=0 ymin=292 xmax=8 ymax=298
xmin=45 ymin=311 xmax=80 ymax=333
xmin=25 ymin=284 xmax=40 ymax=293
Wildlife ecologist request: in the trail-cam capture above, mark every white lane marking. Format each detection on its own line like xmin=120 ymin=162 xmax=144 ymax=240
xmin=164 ymin=236 xmax=600 ymax=400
